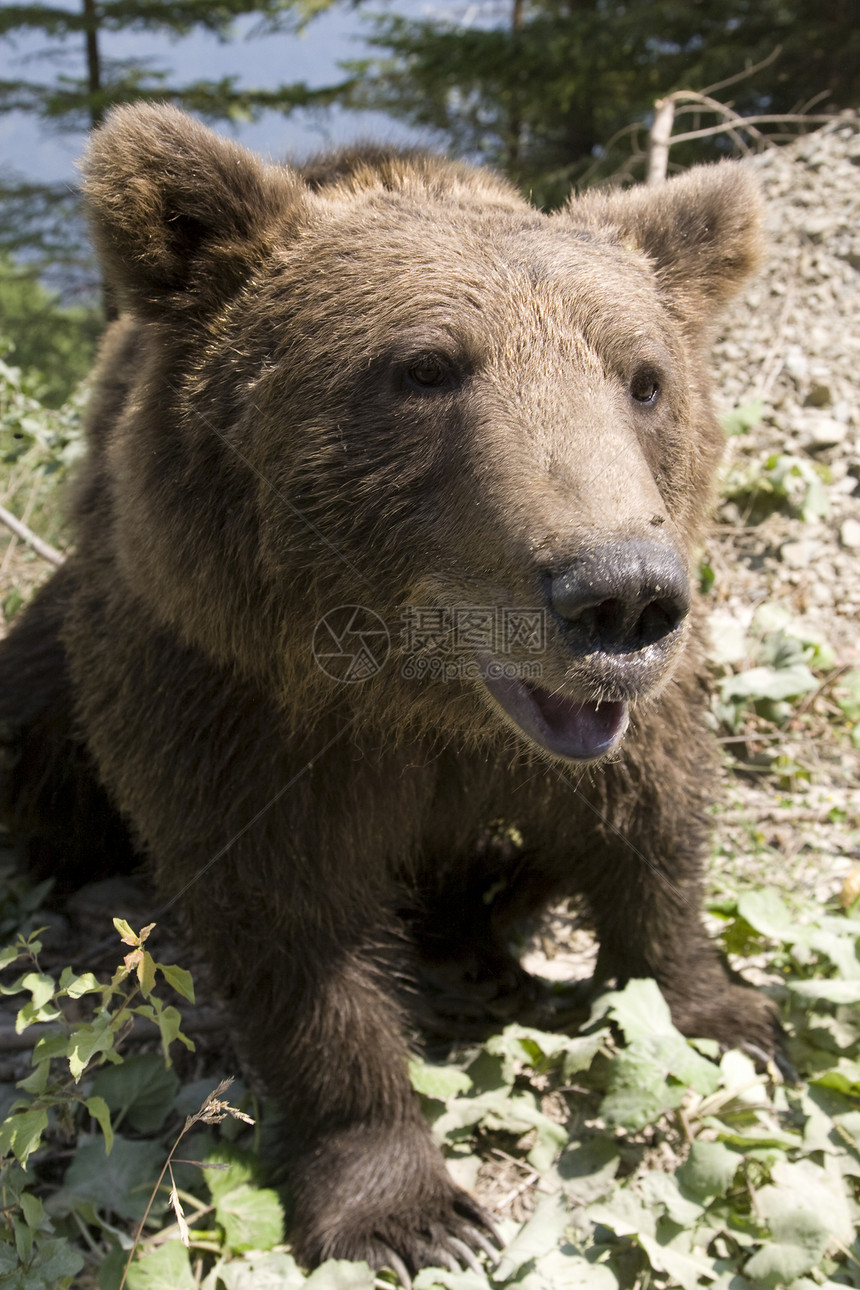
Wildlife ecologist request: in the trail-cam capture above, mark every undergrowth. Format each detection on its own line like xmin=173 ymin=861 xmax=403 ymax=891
xmin=0 ymin=371 xmax=858 ymax=1288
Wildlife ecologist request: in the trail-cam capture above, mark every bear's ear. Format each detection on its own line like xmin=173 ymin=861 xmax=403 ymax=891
xmin=574 ymin=164 xmax=763 ymax=323
xmin=82 ymin=103 xmax=307 ymax=314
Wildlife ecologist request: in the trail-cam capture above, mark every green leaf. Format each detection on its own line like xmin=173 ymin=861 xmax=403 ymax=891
xmin=202 ymin=1251 xmax=306 ymax=1289
xmin=303 ymin=1259 xmax=376 ymax=1288
xmin=558 ymin=1138 xmax=620 ymax=1203
xmin=92 ymin=1052 xmax=179 ymax=1133
xmin=58 ymin=1134 xmax=165 ymax=1222
xmin=18 ymin=1191 xmax=43 ymax=1228
xmin=84 ymin=1095 xmax=114 ymax=1154
xmin=736 ymin=890 xmax=794 ymax=941
xmin=409 ymin=1058 xmax=473 ymax=1100
xmin=638 ymin=1171 xmax=703 ymax=1225
xmin=125 ymin=1238 xmax=196 ymax=1290
xmin=156 ymin=962 xmax=195 ymax=1003
xmin=721 ymin=663 xmax=817 ymax=702
xmin=0 ymin=1235 xmax=84 ymax=1289
xmin=789 ymin=978 xmax=860 ymax=1004
xmin=637 ymin=1232 xmax=716 ymax=1290
xmin=58 ymin=968 xmax=102 ymax=999
xmin=215 ymin=1183 xmax=284 ymax=1253
xmin=202 ymin=1250 xmax=306 ymax=1289
xmin=597 ymin=977 xmax=674 ymax=1042
xmin=495 ymin=1192 xmax=570 ymax=1280
xmin=677 ymin=1140 xmax=741 ymax=1200
xmin=529 ymin=1248 xmax=619 ymax=1288
xmin=68 ymin=1016 xmax=115 ymax=1079
xmin=0 ymin=1106 xmax=48 ymax=1166
xmin=721 ymin=400 xmax=763 ymax=436
xmin=600 ymin=1045 xmax=684 ymax=1130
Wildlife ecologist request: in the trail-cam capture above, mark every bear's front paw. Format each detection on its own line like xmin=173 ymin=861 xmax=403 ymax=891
xmin=289 ymin=1123 xmax=500 ymax=1285
xmin=666 ymin=979 xmax=785 ymax=1064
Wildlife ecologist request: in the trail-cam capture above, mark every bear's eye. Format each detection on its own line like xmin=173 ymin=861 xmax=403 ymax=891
xmin=405 ymin=353 xmax=455 ymax=391
xmin=630 ymin=368 xmax=661 ymax=406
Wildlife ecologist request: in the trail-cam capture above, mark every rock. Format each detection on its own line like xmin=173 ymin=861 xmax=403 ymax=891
xmin=839 ymin=518 xmax=860 ymax=549
xmin=780 ymin=539 xmax=818 ymax=568
xmin=802 ymin=414 xmax=848 ymax=450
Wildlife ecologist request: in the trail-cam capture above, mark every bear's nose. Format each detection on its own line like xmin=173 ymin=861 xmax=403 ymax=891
xmin=547 ymin=539 xmax=690 ymax=654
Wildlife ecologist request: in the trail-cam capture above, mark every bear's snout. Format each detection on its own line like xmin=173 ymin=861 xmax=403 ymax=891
xmin=547 ymin=538 xmax=690 ymax=657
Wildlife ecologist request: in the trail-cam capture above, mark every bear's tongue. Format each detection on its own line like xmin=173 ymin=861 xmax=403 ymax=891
xmin=480 ymin=667 xmax=629 ymax=761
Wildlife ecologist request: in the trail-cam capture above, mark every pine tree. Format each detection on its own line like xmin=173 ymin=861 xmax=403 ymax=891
xmin=343 ymin=0 xmax=860 ymax=206
xmin=0 ymin=0 xmax=339 ymax=292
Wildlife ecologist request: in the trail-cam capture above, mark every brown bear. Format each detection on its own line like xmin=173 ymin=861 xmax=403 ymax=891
xmin=0 ymin=103 xmax=780 ymax=1281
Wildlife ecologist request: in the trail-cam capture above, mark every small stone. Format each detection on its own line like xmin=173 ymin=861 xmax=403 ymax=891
xmin=802 ymin=414 xmax=848 ymax=450
xmin=839 ymin=518 xmax=860 ymax=549
xmin=781 ymin=539 xmax=818 ymax=569
xmin=804 ymin=382 xmax=832 ymax=408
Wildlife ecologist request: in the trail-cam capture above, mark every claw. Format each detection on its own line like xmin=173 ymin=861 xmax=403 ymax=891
xmin=380 ymin=1246 xmax=412 ymax=1289
xmin=773 ymin=1049 xmax=799 ymax=1085
xmin=466 ymin=1227 xmax=501 ymax=1265
xmin=437 ymin=1250 xmax=461 ymax=1274
xmin=448 ymin=1236 xmax=486 ymax=1277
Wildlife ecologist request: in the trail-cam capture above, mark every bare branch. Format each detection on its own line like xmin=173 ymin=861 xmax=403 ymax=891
xmin=699 ymin=45 xmax=782 ymax=100
xmin=0 ymin=502 xmax=65 ymax=567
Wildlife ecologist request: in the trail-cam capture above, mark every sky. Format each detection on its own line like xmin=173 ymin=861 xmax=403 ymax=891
xmin=0 ymin=0 xmax=457 ymax=187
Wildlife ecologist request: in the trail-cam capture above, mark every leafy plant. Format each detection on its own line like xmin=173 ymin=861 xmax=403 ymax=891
xmin=722 ymin=451 xmax=830 ymax=522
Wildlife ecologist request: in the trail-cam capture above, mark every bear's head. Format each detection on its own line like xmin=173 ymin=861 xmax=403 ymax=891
xmin=82 ymin=104 xmax=761 ymax=763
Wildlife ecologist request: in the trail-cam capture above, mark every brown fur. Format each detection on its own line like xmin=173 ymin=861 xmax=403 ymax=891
xmin=0 ymin=104 xmax=778 ymax=1276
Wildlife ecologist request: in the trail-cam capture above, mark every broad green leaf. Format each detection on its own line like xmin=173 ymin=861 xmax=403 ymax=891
xmin=409 ymin=1058 xmax=473 ymax=1100
xmin=589 ymin=1189 xmax=657 ymax=1239
xmin=137 ymin=950 xmax=157 ymax=997
xmin=495 ymin=1192 xmax=570 ymax=1280
xmin=204 ymin=1145 xmax=258 ymax=1202
xmin=639 ymin=1171 xmax=703 ymax=1225
xmin=677 ymin=1140 xmax=741 ymax=1200
xmin=68 ymin=1016 xmax=116 ymax=1079
xmin=215 ymin=1184 xmax=284 ymax=1253
xmin=125 ymin=1238 xmax=196 ymax=1290
xmin=202 ymin=1252 xmax=306 ymax=1289
xmin=58 ymin=1134 xmax=164 ymax=1222
xmin=413 ymin=1270 xmax=487 ymax=1289
xmin=58 ymin=968 xmax=102 ymax=998
xmin=18 ymin=1191 xmax=43 ymax=1228
xmin=0 ymin=1235 xmax=84 ymax=1289
xmin=145 ymin=1001 xmax=194 ymax=1060
xmin=736 ymin=890 xmax=794 ymax=941
xmin=156 ymin=961 xmax=195 ymax=1003
xmin=598 ymin=978 xmax=674 ymax=1042
xmin=721 ymin=663 xmax=817 ymax=702
xmin=637 ymin=1232 xmax=716 ymax=1290
xmin=529 ymin=1248 xmax=618 ymax=1288
xmin=303 ymin=1260 xmax=376 ymax=1288
xmin=201 ymin=1250 xmax=305 ymax=1289
xmin=92 ymin=1052 xmax=179 ymax=1133
xmin=721 ymin=401 xmax=763 ymax=436
xmin=84 ymin=1095 xmax=114 ymax=1154
xmin=0 ymin=1106 xmax=48 ymax=1166
xmin=789 ymin=978 xmax=860 ymax=1004
xmin=600 ymin=1046 xmax=684 ymax=1130
xmin=18 ymin=971 xmax=54 ymax=1011
xmin=558 ymin=1138 xmax=620 ymax=1203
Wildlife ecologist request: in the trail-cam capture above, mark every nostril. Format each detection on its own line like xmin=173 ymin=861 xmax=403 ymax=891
xmin=636 ymin=594 xmax=688 ymax=646
xmin=547 ymin=539 xmax=690 ymax=654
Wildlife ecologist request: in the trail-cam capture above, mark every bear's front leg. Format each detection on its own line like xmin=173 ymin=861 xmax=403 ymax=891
xmin=572 ymin=805 xmax=782 ymax=1060
xmin=186 ymin=895 xmax=498 ymax=1281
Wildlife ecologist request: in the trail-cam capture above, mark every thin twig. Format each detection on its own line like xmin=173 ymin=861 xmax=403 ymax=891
xmin=0 ymin=502 xmax=65 ymax=567
xmin=698 ymin=46 xmax=783 ymax=99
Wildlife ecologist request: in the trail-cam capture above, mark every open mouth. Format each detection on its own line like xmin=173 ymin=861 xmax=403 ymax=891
xmin=479 ymin=661 xmax=629 ymax=762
